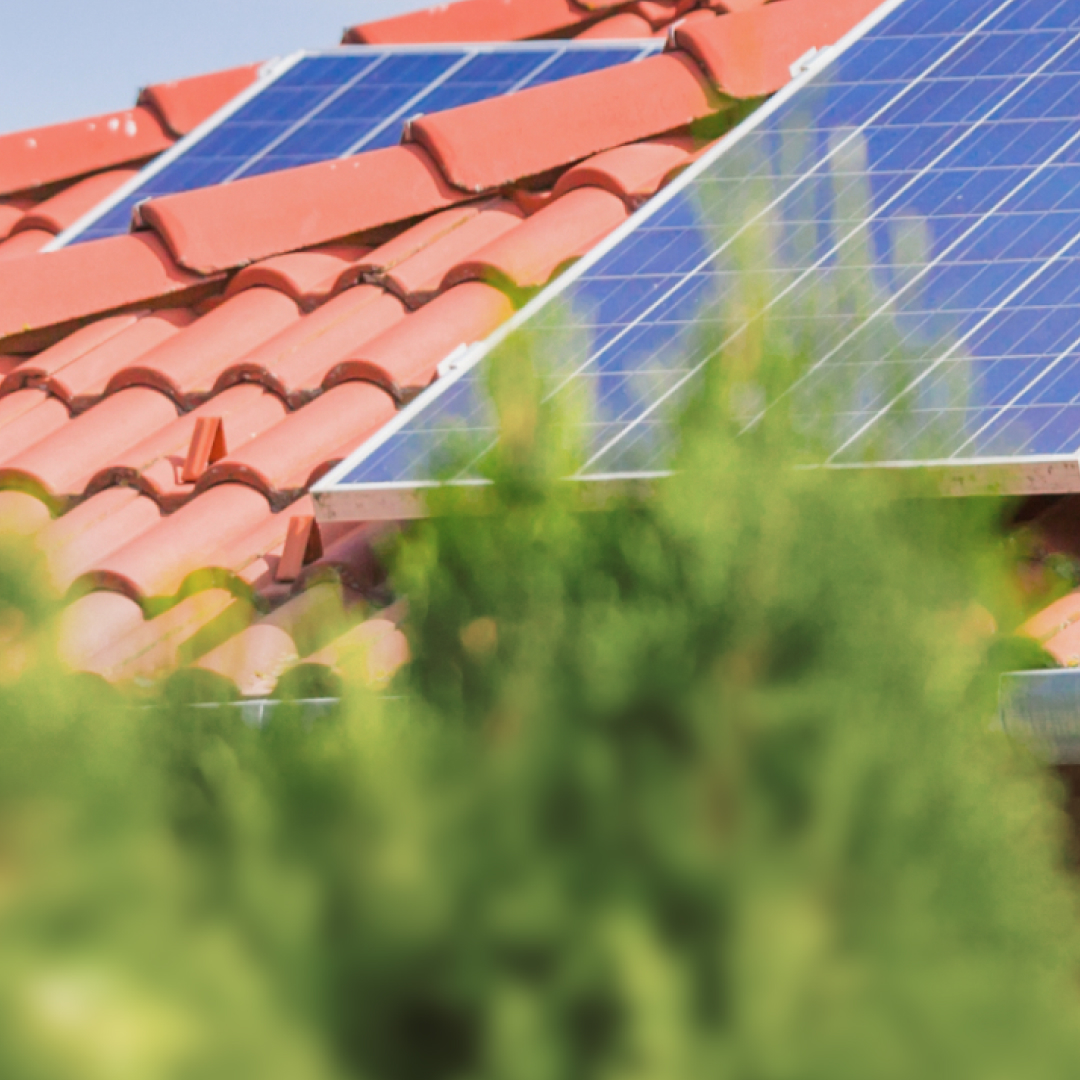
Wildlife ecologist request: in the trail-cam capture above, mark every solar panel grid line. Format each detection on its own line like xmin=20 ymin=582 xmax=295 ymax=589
xmin=843 ymin=228 xmax=1080 ymax=462
xmin=44 ymin=52 xmax=300 ymax=250
xmin=574 ymin=1 xmax=1080 ymax=473
xmin=771 ymin=81 xmax=1080 ymax=448
xmin=578 ymin=6 xmax=1046 ymax=471
xmin=221 ymin=51 xmax=394 ymax=181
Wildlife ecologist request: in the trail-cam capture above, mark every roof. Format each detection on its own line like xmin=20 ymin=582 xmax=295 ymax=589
xmin=0 ymin=0 xmax=890 ymax=699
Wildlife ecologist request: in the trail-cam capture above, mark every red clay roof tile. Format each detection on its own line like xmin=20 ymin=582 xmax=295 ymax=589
xmin=336 ymin=205 xmax=482 ymax=292
xmin=41 ymin=487 xmax=165 ymax=595
xmin=193 ymin=579 xmax=347 ymax=697
xmin=57 ymin=588 xmax=146 ymax=669
xmin=575 ymin=13 xmax=655 ymax=38
xmin=0 ymin=107 xmax=172 ymax=196
xmin=447 ymin=185 xmax=630 ymax=294
xmin=214 ymin=285 xmax=407 ymax=408
xmin=83 ymin=587 xmax=245 ymax=682
xmin=700 ymin=0 xmax=768 ymax=13
xmin=408 ymin=52 xmax=720 ymax=193
xmin=14 ymin=169 xmax=139 ymax=237
xmin=0 ymin=392 xmax=71 ymax=466
xmin=0 ymin=234 xmax=216 ymax=354
xmin=225 ymin=245 xmax=370 ymax=310
xmin=81 ymin=482 xmax=273 ymax=605
xmin=180 ymin=416 xmax=228 ymax=484
xmin=275 ymin=515 xmax=324 ymax=583
xmin=0 ymin=199 xmax=33 ymax=241
xmin=324 ymin=281 xmax=515 ymax=400
xmin=376 ymin=200 xmax=525 ymax=307
xmin=90 ymin=384 xmax=288 ymax=509
xmin=1044 ymin=620 xmax=1080 ymax=667
xmin=675 ymin=0 xmax=883 ymax=98
xmin=300 ymin=616 xmax=410 ymax=691
xmin=0 ymin=385 xmax=56 ymax=430
xmin=551 ymin=135 xmax=697 ymax=205
xmin=215 ymin=494 xmax=317 ymax=590
xmin=196 ymin=380 xmax=397 ymax=505
xmin=629 ymin=1 xmax=697 ymax=26
xmin=1021 ymin=591 xmax=1080 ymax=644
xmin=139 ymin=145 xmax=468 ymax=275
xmin=345 ymin=0 xmax=595 ymax=45
xmin=8 ymin=309 xmax=196 ymax=411
xmin=138 ymin=63 xmax=264 ymax=138
xmin=0 ymin=0 xmax=845 ymax=696
xmin=0 ymin=229 xmax=54 ymax=261
xmin=0 ymin=490 xmax=52 ymax=535
xmin=300 ymin=526 xmax=391 ymax=599
xmin=0 ymin=387 xmax=178 ymax=506
xmin=106 ymin=288 xmax=301 ymax=408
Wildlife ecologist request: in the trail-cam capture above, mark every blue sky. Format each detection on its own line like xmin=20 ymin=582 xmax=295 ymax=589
xmin=0 ymin=1 xmax=433 ymax=134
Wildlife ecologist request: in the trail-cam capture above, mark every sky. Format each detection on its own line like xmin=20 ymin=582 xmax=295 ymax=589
xmin=0 ymin=1 xmax=434 ymax=135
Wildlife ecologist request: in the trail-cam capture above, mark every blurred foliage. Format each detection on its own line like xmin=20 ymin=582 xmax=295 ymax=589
xmin=0 ymin=221 xmax=1079 ymax=1078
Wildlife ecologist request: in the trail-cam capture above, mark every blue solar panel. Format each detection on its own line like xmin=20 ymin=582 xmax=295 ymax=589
xmin=57 ymin=43 xmax=658 ymax=246
xmin=320 ymin=0 xmax=1080 ymax=511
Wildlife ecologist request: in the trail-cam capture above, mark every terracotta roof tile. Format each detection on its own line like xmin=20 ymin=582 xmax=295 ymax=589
xmin=0 ymin=489 xmax=52 ymax=535
xmin=0 ymin=107 xmax=172 ymax=196
xmin=0 ymin=386 xmax=178 ymax=507
xmin=41 ymin=487 xmax=165 ymax=594
xmin=675 ymin=0 xmax=884 ymax=98
xmin=289 ymin=613 xmax=409 ymax=692
xmin=195 ymin=381 xmax=397 ymax=506
xmin=215 ymin=286 xmax=407 ymax=408
xmin=58 ymin=588 xmax=146 ymax=669
xmin=81 ymin=482 xmax=273 ymax=605
xmin=139 ymin=144 xmax=467 ymax=274
xmin=1021 ymin=590 xmax=1080 ymax=644
xmin=551 ymin=135 xmax=697 ymax=205
xmin=345 ymin=0 xmax=596 ymax=45
xmin=192 ymin=579 xmax=348 ymax=697
xmin=0 ymin=229 xmax=54 ymax=262
xmin=447 ymin=185 xmax=630 ymax=294
xmin=375 ymin=199 xmax=526 ymax=307
xmin=0 ymin=234 xmax=216 ymax=353
xmin=224 ymin=245 xmax=370 ymax=310
xmin=0 ymin=199 xmax=33 ymax=241
xmin=83 ymin=385 xmax=286 ymax=509
xmin=574 ymin=13 xmax=655 ymax=39
xmin=83 ymin=587 xmax=247 ymax=682
xmin=138 ymin=63 xmax=264 ymax=138
xmin=0 ymin=391 xmax=71 ymax=465
xmin=408 ymin=52 xmax=720 ymax=193
xmin=13 ymin=169 xmax=139 ymax=237
xmin=323 ymin=281 xmax=516 ymax=401
xmin=7 ymin=309 xmax=196 ymax=411
xmin=336 ymin=205 xmax=484 ymax=292
xmin=106 ymin=288 xmax=301 ymax=408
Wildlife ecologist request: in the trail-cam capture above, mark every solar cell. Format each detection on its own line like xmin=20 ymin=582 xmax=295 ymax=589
xmin=53 ymin=42 xmax=658 ymax=247
xmin=317 ymin=0 xmax=1080 ymax=519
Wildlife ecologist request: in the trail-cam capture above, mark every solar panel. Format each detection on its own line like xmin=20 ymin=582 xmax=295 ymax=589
xmin=51 ymin=42 xmax=660 ymax=247
xmin=316 ymin=0 xmax=1080 ymax=521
